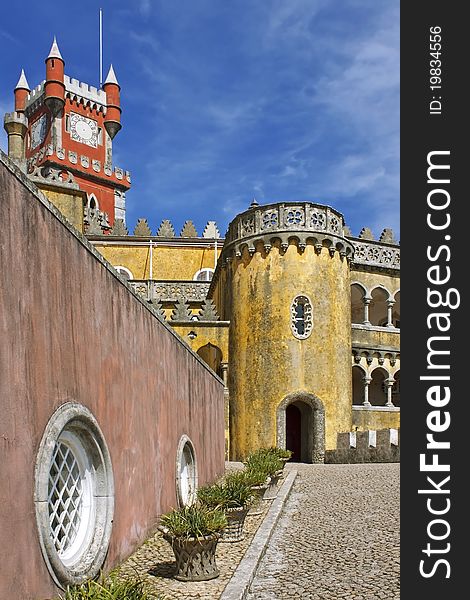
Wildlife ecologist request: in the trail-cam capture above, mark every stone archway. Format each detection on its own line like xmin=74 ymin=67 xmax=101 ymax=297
xmin=276 ymin=392 xmax=325 ymax=463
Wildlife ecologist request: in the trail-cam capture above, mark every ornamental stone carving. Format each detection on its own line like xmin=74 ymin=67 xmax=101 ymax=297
xmin=180 ymin=220 xmax=198 ymax=237
xmin=156 ymin=282 xmax=210 ymax=302
xmin=202 ymin=221 xmax=221 ymax=238
xmin=157 ymin=220 xmax=176 ymax=237
xmin=241 ymin=217 xmax=255 ymax=235
xmin=222 ymin=201 xmax=353 ymax=261
xmin=291 ymin=295 xmax=313 ymax=339
xmin=110 ymin=219 xmax=128 ymax=236
xmin=284 ymin=208 xmax=304 ymax=227
xmin=350 ymin=241 xmax=400 ymax=270
xmin=129 ymin=281 xmax=210 ymax=303
xmin=171 ymin=298 xmax=193 ymax=321
xmin=310 ymin=211 xmax=326 ymax=229
xmin=328 ymin=215 xmax=340 ymax=234
xmin=261 ymin=210 xmax=278 ymax=230
xmin=133 ymin=218 xmax=152 ymax=237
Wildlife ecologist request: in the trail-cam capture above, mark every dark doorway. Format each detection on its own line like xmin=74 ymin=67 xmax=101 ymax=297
xmin=286 ymin=404 xmax=302 ymax=461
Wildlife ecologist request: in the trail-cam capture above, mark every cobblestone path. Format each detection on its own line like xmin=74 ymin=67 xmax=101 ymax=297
xmin=247 ymin=463 xmax=399 ymax=600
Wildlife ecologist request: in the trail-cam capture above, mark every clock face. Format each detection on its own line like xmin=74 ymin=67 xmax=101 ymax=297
xmin=69 ymin=112 xmax=98 ymax=148
xmin=30 ymin=115 xmax=47 ymax=150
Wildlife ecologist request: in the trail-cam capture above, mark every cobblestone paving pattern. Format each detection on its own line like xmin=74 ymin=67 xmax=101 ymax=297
xmin=247 ymin=463 xmax=399 ymax=600
xmin=117 ymin=462 xmax=271 ymax=599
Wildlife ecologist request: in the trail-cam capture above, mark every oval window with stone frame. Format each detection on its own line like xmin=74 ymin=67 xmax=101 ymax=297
xmin=291 ymin=295 xmax=313 ymax=339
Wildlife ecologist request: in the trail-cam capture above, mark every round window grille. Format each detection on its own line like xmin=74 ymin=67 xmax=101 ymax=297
xmin=48 ymin=432 xmax=94 ymax=566
xmin=176 ymin=435 xmax=198 ymax=507
xmin=35 ymin=403 xmax=114 ymax=588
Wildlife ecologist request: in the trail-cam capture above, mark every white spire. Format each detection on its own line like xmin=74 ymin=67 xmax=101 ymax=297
xmin=104 ymin=64 xmax=119 ymax=86
xmin=15 ymin=69 xmax=30 ymax=91
xmin=47 ymin=36 xmax=63 ymax=60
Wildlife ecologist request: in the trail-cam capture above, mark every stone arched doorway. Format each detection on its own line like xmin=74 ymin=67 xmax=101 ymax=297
xmin=276 ymin=392 xmax=325 ymax=463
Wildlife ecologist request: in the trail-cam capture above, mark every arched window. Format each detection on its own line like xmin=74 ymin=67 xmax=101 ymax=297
xmin=392 ymin=371 xmax=400 ymax=406
xmin=86 ymin=193 xmax=99 ymax=211
xmin=291 ymin=295 xmax=313 ymax=339
xmin=370 ymin=287 xmax=389 ymax=327
xmin=115 ymin=266 xmax=133 ymax=280
xmin=351 ymin=283 xmax=366 ymax=324
xmin=176 ymin=436 xmax=198 ymax=507
xmin=369 ymin=368 xmax=388 ymax=406
xmin=352 ymin=366 xmax=365 ymax=405
xmin=393 ymin=291 xmax=400 ymax=328
xmin=193 ymin=268 xmax=214 ymax=282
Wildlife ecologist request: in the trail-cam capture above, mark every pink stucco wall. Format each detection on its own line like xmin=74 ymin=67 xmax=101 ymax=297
xmin=0 ymin=155 xmax=225 ymax=599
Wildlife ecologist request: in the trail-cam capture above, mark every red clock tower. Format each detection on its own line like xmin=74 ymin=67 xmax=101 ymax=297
xmin=4 ymin=38 xmax=131 ymax=233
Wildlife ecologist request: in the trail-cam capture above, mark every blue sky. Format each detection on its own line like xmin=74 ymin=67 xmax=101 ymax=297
xmin=0 ymin=0 xmax=399 ymax=239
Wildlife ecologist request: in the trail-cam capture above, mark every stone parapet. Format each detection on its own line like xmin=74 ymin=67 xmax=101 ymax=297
xmin=129 ymin=280 xmax=211 ymax=303
xmin=349 ymin=237 xmax=400 ymax=271
xmin=325 ymin=428 xmax=400 ymax=463
xmin=222 ymin=201 xmax=354 ymax=260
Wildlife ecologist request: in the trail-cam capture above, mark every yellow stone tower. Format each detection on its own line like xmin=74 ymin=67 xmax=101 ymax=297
xmin=216 ymin=200 xmax=355 ymax=462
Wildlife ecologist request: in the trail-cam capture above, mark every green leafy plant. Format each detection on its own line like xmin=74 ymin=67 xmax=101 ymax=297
xmin=57 ymin=572 xmax=154 ymax=599
xmin=197 ymin=483 xmax=227 ymax=509
xmin=222 ymin=471 xmax=254 ymax=508
xmin=239 ymin=467 xmax=269 ymax=487
xmin=267 ymin=446 xmax=293 ymax=460
xmin=160 ymin=503 xmax=227 ymax=539
xmin=244 ymin=449 xmax=283 ymax=478
xmin=198 ymin=473 xmax=254 ymax=510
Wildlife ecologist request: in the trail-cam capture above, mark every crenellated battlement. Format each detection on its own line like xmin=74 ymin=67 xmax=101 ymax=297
xmin=4 ymin=111 xmax=28 ymax=127
xmin=24 ymin=75 xmax=107 ymax=113
xmin=26 ymin=81 xmax=45 ymax=103
xmin=95 ymin=218 xmax=223 ymax=239
xmin=326 ymin=428 xmax=400 ymax=463
xmin=64 ymin=75 xmax=106 ymax=106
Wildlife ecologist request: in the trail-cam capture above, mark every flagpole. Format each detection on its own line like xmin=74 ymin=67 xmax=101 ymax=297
xmin=99 ymin=8 xmax=103 ymax=87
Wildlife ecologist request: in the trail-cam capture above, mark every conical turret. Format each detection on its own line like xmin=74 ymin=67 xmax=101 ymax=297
xmin=103 ymin=64 xmax=122 ymax=139
xmin=14 ymin=69 xmax=30 ymax=112
xmin=44 ymin=37 xmax=65 ymax=117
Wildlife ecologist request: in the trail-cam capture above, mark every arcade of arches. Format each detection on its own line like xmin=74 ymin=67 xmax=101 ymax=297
xmin=351 ymin=284 xmax=400 ymax=328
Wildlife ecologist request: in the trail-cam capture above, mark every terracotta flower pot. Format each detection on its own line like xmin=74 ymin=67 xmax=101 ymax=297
xmin=161 ymin=529 xmax=220 ymax=581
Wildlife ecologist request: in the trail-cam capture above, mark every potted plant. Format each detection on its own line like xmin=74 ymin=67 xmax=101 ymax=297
xmin=158 ymin=503 xmax=227 ymax=581
xmin=242 ymin=467 xmax=271 ymax=516
xmin=245 ymin=449 xmax=284 ymax=498
xmin=268 ymin=446 xmax=293 ymax=465
xmin=198 ymin=473 xmax=254 ymax=542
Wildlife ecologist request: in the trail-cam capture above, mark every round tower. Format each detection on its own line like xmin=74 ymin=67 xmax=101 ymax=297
xmin=14 ymin=69 xmax=30 ymax=112
xmin=223 ymin=201 xmax=354 ymax=462
xmin=4 ymin=70 xmax=29 ymax=162
xmin=103 ymin=65 xmax=121 ymax=140
xmin=44 ymin=37 xmax=65 ymax=117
